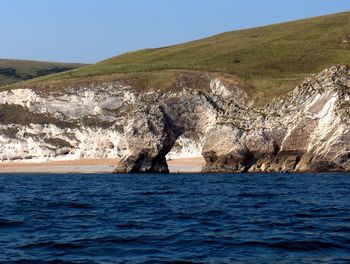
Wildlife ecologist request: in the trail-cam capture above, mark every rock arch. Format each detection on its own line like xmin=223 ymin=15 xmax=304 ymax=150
xmin=115 ymin=89 xmax=219 ymax=173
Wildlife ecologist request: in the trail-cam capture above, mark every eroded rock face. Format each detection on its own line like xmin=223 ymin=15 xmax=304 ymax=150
xmin=0 ymin=83 xmax=131 ymax=162
xmin=116 ymin=105 xmax=179 ymax=173
xmin=0 ymin=65 xmax=349 ymax=173
xmin=202 ymin=65 xmax=350 ymax=172
xmin=115 ymin=88 xmax=221 ymax=172
xmin=117 ymin=65 xmax=350 ymax=173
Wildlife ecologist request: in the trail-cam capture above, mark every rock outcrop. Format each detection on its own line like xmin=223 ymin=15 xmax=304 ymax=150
xmin=0 ymin=65 xmax=349 ymax=173
xmin=202 ymin=65 xmax=350 ymax=172
xmin=116 ymin=105 xmax=179 ymax=173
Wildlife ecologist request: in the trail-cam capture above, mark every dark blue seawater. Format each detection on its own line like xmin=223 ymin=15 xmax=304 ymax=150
xmin=1 ymin=173 xmax=350 ymax=263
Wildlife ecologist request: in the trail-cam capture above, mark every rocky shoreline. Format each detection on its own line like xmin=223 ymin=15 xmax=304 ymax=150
xmin=0 ymin=65 xmax=349 ymax=173
xmin=118 ymin=65 xmax=350 ymax=173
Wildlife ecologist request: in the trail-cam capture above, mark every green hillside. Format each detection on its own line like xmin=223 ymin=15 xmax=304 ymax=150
xmin=0 ymin=59 xmax=86 ymax=86
xmin=6 ymin=11 xmax=350 ymax=104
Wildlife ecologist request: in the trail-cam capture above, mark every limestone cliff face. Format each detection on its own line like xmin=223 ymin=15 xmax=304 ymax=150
xmin=202 ymin=65 xmax=350 ymax=172
xmin=0 ymin=65 xmax=349 ymax=173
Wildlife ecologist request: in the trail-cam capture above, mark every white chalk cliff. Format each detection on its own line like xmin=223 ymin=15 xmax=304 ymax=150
xmin=0 ymin=65 xmax=350 ymax=173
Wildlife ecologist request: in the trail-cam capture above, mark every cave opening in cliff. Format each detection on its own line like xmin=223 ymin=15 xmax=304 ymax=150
xmin=165 ymin=135 xmax=205 ymax=173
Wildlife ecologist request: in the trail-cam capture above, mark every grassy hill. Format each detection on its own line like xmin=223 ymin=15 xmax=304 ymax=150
xmin=0 ymin=59 xmax=86 ymax=87
xmin=5 ymin=11 xmax=350 ymax=104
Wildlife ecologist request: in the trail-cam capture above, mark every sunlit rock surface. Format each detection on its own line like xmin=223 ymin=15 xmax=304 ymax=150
xmin=0 ymin=65 xmax=350 ymax=173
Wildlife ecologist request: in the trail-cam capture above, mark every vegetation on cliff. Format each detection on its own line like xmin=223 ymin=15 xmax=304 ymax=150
xmin=9 ymin=11 xmax=349 ymax=105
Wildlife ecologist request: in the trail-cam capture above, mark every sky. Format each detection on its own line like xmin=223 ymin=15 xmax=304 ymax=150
xmin=0 ymin=0 xmax=349 ymax=64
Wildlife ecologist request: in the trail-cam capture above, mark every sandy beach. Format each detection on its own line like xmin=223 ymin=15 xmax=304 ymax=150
xmin=0 ymin=157 xmax=205 ymax=174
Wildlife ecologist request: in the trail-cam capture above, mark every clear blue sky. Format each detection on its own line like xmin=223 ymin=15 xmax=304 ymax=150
xmin=0 ymin=0 xmax=349 ymax=63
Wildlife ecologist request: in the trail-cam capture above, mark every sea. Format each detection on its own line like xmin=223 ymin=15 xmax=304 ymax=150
xmin=1 ymin=173 xmax=350 ymax=263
